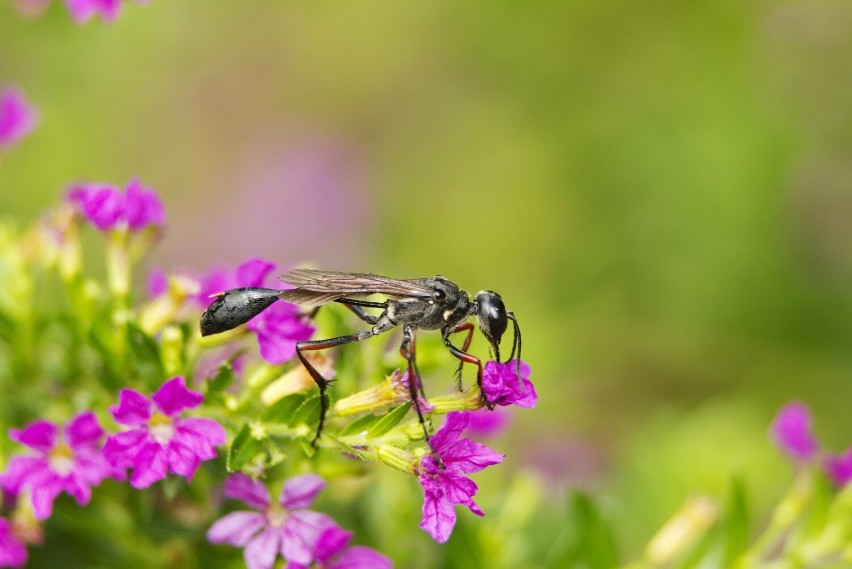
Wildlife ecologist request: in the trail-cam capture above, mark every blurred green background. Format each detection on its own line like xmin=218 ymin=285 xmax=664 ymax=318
xmin=2 ymin=0 xmax=851 ymax=559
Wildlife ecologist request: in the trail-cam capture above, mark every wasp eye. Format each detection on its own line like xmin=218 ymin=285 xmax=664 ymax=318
xmin=433 ymin=289 xmax=445 ymax=300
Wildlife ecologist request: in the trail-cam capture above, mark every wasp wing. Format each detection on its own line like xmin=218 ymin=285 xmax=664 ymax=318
xmin=277 ymin=269 xmax=433 ymax=306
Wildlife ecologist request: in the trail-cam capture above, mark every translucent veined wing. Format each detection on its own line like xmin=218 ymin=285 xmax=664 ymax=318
xmin=278 ymin=268 xmax=434 ymax=306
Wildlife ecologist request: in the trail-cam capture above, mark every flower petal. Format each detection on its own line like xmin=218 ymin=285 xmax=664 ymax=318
xmin=279 ymin=473 xmax=325 ymax=509
xmin=0 ymin=86 xmax=37 ymax=150
xmin=103 ymin=429 xmax=148 ymax=469
xmin=110 ymin=388 xmax=152 ymax=426
xmin=206 ymin=511 xmax=266 ymax=547
xmin=235 ymin=258 xmax=276 ymax=288
xmin=223 ymin=473 xmax=270 ymax=509
xmin=10 ymin=420 xmax=57 ymax=453
xmin=128 ymin=442 xmax=168 ymax=489
xmin=330 ymin=545 xmax=393 ymax=569
xmin=152 ymin=376 xmax=203 ymax=416
xmin=281 ymin=510 xmax=335 ymax=566
xmin=65 ymin=411 xmax=104 ymax=449
xmin=124 ymin=178 xmax=164 ymax=230
xmin=67 ymin=183 xmax=123 ymax=231
xmin=177 ymin=417 xmax=226 ymax=457
xmin=419 ymin=480 xmax=457 ymax=543
xmin=314 ymin=525 xmax=352 ymax=564
xmin=244 ymin=526 xmax=281 ymax=569
xmin=166 ymin=440 xmax=201 ymax=481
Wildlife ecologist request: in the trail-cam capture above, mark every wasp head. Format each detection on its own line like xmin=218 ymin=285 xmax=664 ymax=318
xmin=474 ymin=290 xmax=509 ymax=361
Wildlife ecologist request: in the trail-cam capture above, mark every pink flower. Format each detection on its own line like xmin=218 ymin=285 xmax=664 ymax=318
xmin=481 ymin=359 xmax=536 ymax=409
xmin=103 ymin=377 xmax=226 ymax=489
xmin=0 ymin=87 xmax=37 ymax=150
xmin=0 ymin=412 xmax=115 ymax=521
xmin=207 ymin=473 xmax=339 ymax=569
xmin=770 ymin=402 xmax=818 ymax=461
xmin=288 ymin=525 xmax=392 ymax=569
xmin=465 ymin=407 xmax=512 ymax=439
xmin=825 ymin=448 xmax=852 ymax=486
xmin=198 ymin=258 xmax=314 ymax=365
xmin=67 ymin=179 xmax=164 ymax=232
xmin=0 ymin=518 xmax=26 ymax=568
xmin=64 ymin=0 xmax=121 ymax=23
xmin=418 ymin=412 xmax=504 ymax=543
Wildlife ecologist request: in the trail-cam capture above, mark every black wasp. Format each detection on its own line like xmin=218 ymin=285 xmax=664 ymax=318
xmin=200 ymin=269 xmax=522 ymax=446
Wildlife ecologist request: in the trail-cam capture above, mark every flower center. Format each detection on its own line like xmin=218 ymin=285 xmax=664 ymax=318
xmin=266 ymin=503 xmax=289 ymax=529
xmin=148 ymin=412 xmax=175 ymax=444
xmin=48 ymin=442 xmax=75 ymax=477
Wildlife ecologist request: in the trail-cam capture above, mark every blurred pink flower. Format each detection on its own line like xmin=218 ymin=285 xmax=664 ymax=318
xmin=65 ymin=0 xmax=121 ymax=23
xmin=770 ymin=401 xmax=818 ymax=461
xmin=207 ymin=473 xmax=339 ymax=569
xmin=0 ymin=412 xmax=115 ymax=521
xmin=67 ymin=179 xmax=164 ymax=232
xmin=0 ymin=87 xmax=37 ymax=150
xmin=0 ymin=518 xmax=26 ymax=568
xmin=288 ymin=525 xmax=392 ymax=569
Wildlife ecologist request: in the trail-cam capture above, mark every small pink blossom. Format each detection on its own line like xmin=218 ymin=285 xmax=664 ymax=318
xmin=67 ymin=179 xmax=164 ymax=232
xmin=0 ymin=412 xmax=115 ymax=521
xmin=481 ymin=360 xmax=536 ymax=409
xmin=825 ymin=448 xmax=852 ymax=486
xmin=770 ymin=402 xmax=818 ymax=461
xmin=207 ymin=473 xmax=340 ymax=569
xmin=0 ymin=87 xmax=37 ymax=150
xmin=418 ymin=412 xmax=504 ymax=543
xmin=103 ymin=377 xmax=225 ymax=489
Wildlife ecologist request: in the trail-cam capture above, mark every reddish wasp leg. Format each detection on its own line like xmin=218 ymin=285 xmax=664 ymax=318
xmin=448 ymin=322 xmax=475 ymax=390
xmin=442 ymin=339 xmax=490 ymax=409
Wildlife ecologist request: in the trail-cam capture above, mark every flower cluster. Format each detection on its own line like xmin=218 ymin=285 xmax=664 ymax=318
xmin=770 ymin=401 xmax=852 ymax=486
xmin=68 ymin=179 xmax=164 ymax=233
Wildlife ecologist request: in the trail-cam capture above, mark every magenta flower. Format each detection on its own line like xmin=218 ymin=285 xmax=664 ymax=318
xmin=199 ymin=258 xmax=314 ymax=365
xmin=0 ymin=518 xmax=26 ymax=568
xmin=103 ymin=376 xmax=225 ymax=489
xmin=418 ymin=412 xmax=504 ymax=543
xmin=288 ymin=525 xmax=392 ymax=569
xmin=65 ymin=0 xmax=121 ymax=23
xmin=0 ymin=87 xmax=37 ymax=150
xmin=67 ymin=178 xmax=164 ymax=232
xmin=207 ymin=473 xmax=340 ymax=569
xmin=825 ymin=449 xmax=852 ymax=486
xmin=0 ymin=412 xmax=115 ymax=521
xmin=481 ymin=359 xmax=536 ymax=408
xmin=770 ymin=402 xmax=818 ymax=461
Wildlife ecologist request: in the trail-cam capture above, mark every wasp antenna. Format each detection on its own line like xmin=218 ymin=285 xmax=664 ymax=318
xmin=507 ymin=313 xmax=523 ymax=393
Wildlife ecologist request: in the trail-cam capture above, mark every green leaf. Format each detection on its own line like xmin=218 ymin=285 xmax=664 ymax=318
xmin=720 ymin=476 xmax=749 ymax=565
xmin=227 ymin=424 xmax=261 ymax=472
xmin=551 ymin=490 xmax=618 ymax=569
xmin=261 ymin=393 xmax=307 ymax=423
xmin=368 ymin=404 xmax=411 ymax=438
xmin=206 ymin=362 xmax=235 ymax=395
xmin=292 ymin=395 xmax=322 ymax=427
xmin=127 ymin=322 xmax=166 ymax=387
xmin=339 ymin=413 xmax=383 ymax=437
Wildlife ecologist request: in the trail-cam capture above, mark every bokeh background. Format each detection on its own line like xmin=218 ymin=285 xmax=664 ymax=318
xmin=2 ymin=0 xmax=852 ymax=561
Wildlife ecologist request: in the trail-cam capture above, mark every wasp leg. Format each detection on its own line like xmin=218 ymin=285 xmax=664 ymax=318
xmin=400 ymin=327 xmax=440 ymax=459
xmin=442 ymin=337 xmax=490 ymax=409
xmin=448 ymin=322 xmax=475 ymax=391
xmin=336 ymin=298 xmax=386 ymax=326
